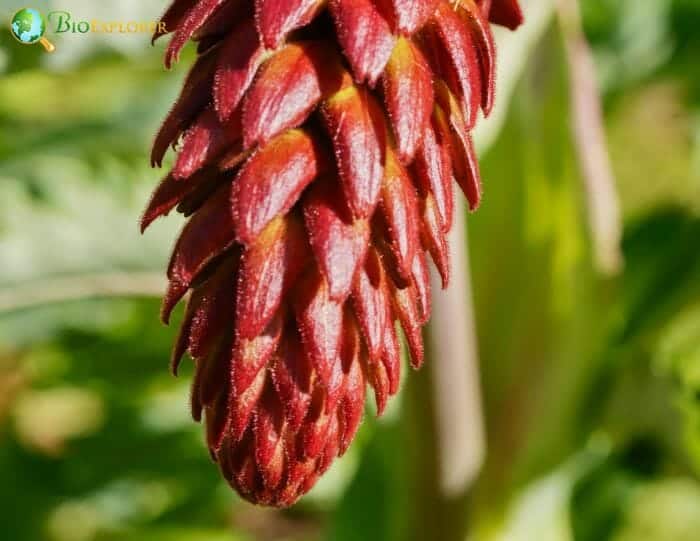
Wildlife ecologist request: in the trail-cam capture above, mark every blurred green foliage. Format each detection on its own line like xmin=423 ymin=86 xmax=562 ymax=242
xmin=1 ymin=1 xmax=700 ymax=540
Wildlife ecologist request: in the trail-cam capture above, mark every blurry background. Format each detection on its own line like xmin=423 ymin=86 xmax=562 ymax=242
xmin=1 ymin=0 xmax=700 ymax=540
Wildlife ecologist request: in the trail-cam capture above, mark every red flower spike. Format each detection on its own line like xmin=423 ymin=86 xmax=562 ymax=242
xmin=421 ymin=193 xmax=451 ymax=288
xmin=162 ymin=187 xmax=237 ymax=323
xmin=165 ymin=0 xmax=226 ymax=69
xmin=270 ymin=331 xmax=313 ymax=431
xmin=253 ymin=384 xmax=287 ymax=489
xmin=322 ymin=86 xmax=387 ymax=218
xmin=389 ymin=0 xmax=440 ymax=34
xmin=478 ymin=0 xmax=492 ymax=14
xmin=152 ymin=49 xmax=219 ymax=167
xmin=460 ymin=2 xmax=497 ymax=116
xmin=255 ymin=0 xmax=324 ymax=49
xmin=413 ymin=108 xmax=455 ymax=233
xmin=380 ymin=311 xmax=402 ymax=395
xmin=283 ymin=456 xmax=317 ymax=499
xmin=388 ymin=280 xmax=425 ymax=369
xmin=294 ymin=271 xmax=345 ymax=387
xmin=153 ymin=0 xmax=198 ymax=43
xmin=198 ymin=337 xmax=231 ymax=409
xmin=330 ymin=310 xmax=365 ymax=419
xmin=338 ymin=341 xmax=366 ymax=454
xmin=488 ymin=0 xmax=524 ymax=30
xmin=193 ymin=0 xmax=247 ymax=44
xmin=232 ymin=311 xmax=284 ymax=400
xmin=187 ymin=258 xmax=238 ymax=360
xmin=318 ymin=413 xmax=342 ymax=474
xmin=171 ymin=310 xmax=194 ymax=376
xmin=433 ymin=79 xmax=469 ymax=139
xmin=141 ymin=167 xmax=225 ymax=233
xmin=303 ymin=179 xmax=371 ymax=301
xmin=235 ymin=216 xmax=307 ymax=340
xmin=382 ymin=37 xmax=434 ymax=163
xmin=427 ymin=3 xmax=483 ymax=129
xmin=242 ymin=42 xmax=328 ymax=149
xmin=219 ymin=430 xmax=257 ymax=490
xmin=411 ymin=249 xmax=432 ymax=325
xmin=329 ymin=0 xmax=396 ymax=85
xmin=359 ymin=291 xmax=390 ymax=414
xmin=146 ymin=0 xmax=522 ymax=507
xmin=352 ymin=251 xmax=388 ymax=361
xmin=433 ymin=81 xmax=483 ymax=211
xmin=298 ymin=386 xmax=334 ymax=460
xmin=451 ymin=127 xmax=483 ymax=211
xmin=205 ymin=385 xmax=232 ymax=450
xmin=379 ymin=150 xmax=421 ymax=281
xmin=229 ymin=368 xmax=267 ymax=442
xmin=173 ymin=107 xmax=241 ymax=180
xmin=213 ymin=18 xmax=265 ymax=122
xmin=231 ymin=129 xmax=326 ymax=245
xmin=367 ymin=355 xmax=390 ymax=415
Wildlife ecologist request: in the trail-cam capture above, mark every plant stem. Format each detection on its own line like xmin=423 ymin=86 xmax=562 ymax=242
xmin=557 ymin=0 xmax=623 ymax=275
xmin=0 ymin=272 xmax=165 ymax=313
xmin=429 ymin=209 xmax=485 ymax=500
xmin=401 ymin=206 xmax=484 ymax=541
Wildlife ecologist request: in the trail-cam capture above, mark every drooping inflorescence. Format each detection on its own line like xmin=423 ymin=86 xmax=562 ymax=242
xmin=143 ymin=0 xmax=523 ymax=507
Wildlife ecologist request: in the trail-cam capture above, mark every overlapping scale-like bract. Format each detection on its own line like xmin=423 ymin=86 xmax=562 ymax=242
xmin=144 ymin=0 xmax=523 ymax=507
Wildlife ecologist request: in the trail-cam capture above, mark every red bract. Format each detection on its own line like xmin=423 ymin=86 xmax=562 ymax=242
xmin=144 ymin=0 xmax=523 ymax=507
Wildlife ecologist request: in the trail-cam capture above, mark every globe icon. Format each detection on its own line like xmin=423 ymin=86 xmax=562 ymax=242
xmin=10 ymin=8 xmax=55 ymax=52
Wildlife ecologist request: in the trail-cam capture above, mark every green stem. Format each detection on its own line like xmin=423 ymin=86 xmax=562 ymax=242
xmin=400 ymin=207 xmax=484 ymax=541
xmin=0 ymin=272 xmax=164 ymax=313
